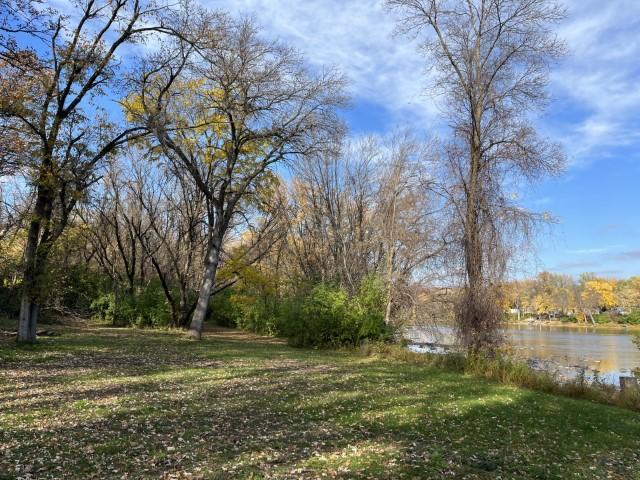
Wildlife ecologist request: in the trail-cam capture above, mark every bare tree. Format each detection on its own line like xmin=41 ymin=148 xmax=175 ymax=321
xmin=283 ymin=132 xmax=445 ymax=325
xmin=375 ymin=132 xmax=446 ymax=324
xmin=82 ymin=148 xmax=285 ymax=328
xmin=127 ymin=160 xmax=207 ymax=328
xmin=288 ymin=139 xmax=375 ymax=290
xmin=81 ymin=162 xmax=152 ymax=299
xmin=387 ymin=0 xmax=565 ymax=351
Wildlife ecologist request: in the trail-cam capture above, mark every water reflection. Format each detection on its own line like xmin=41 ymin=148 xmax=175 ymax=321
xmin=406 ymin=324 xmax=640 ymax=384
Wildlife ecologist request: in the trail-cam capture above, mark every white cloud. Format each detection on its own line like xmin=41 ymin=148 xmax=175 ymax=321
xmin=203 ymin=0 xmax=438 ymax=130
xmin=210 ymin=0 xmax=640 ymax=163
xmin=552 ymin=0 xmax=640 ymax=163
xmin=48 ymin=0 xmax=640 ymax=161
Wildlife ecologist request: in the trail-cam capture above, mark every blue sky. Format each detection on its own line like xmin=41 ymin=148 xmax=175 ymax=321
xmin=46 ymin=0 xmax=640 ymax=278
xmin=202 ymin=0 xmax=640 ymax=279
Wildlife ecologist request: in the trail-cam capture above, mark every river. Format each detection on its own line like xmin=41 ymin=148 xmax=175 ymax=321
xmin=405 ymin=324 xmax=640 ymax=385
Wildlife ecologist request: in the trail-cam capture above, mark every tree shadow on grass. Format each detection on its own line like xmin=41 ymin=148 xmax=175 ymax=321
xmin=2 ymin=329 xmax=640 ymax=479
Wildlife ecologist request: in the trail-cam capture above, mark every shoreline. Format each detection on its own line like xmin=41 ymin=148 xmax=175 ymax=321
xmin=507 ymin=319 xmax=640 ymax=331
xmin=406 ymin=321 xmax=640 ymax=331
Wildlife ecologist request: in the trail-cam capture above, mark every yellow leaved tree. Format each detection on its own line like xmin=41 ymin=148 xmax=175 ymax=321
xmin=615 ymin=277 xmax=640 ymax=310
xmin=581 ymin=279 xmax=617 ymax=310
xmin=124 ymin=19 xmax=345 ymax=339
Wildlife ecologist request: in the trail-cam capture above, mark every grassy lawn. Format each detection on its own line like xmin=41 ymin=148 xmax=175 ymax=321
xmin=1 ymin=323 xmax=640 ymax=479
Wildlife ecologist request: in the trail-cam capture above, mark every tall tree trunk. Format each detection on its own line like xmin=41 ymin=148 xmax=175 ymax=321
xmin=17 ymin=185 xmax=52 ymax=343
xmin=384 ymin=251 xmax=396 ymax=325
xmin=384 ymin=187 xmax=399 ymax=325
xmin=188 ymin=237 xmax=221 ymax=339
xmin=457 ymin=128 xmax=488 ymax=352
xmin=384 ymin=291 xmax=394 ymax=325
xmin=465 ymin=140 xmax=482 ymax=291
xmin=18 ymin=296 xmax=39 ymax=343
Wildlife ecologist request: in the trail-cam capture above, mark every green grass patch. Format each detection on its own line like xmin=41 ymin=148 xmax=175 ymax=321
xmin=1 ymin=324 xmax=640 ymax=478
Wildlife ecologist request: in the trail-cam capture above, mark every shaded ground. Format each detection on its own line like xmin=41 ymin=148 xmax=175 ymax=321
xmin=1 ymin=323 xmax=640 ymax=479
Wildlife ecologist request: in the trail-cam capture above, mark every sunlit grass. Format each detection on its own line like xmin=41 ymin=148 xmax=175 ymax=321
xmin=1 ymin=323 xmax=640 ymax=478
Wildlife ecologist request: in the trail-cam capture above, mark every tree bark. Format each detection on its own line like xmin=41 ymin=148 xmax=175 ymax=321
xmin=188 ymin=237 xmax=221 ymax=339
xmin=384 ymin=291 xmax=394 ymax=325
xmin=18 ymin=296 xmax=39 ymax=343
xmin=465 ymin=131 xmax=483 ymax=291
xmin=17 ymin=183 xmax=52 ymax=343
xmin=384 ymin=187 xmax=398 ymax=325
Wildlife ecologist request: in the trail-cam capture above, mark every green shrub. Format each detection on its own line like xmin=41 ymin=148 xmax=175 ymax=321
xmin=593 ymin=310 xmax=640 ymax=325
xmin=234 ymin=292 xmax=281 ymax=335
xmin=0 ymin=284 xmax=21 ymax=318
xmin=278 ymin=278 xmax=391 ymax=347
xmin=208 ymin=289 xmax=239 ymax=328
xmin=90 ymin=293 xmax=118 ymax=325
xmin=49 ymin=264 xmax=106 ymax=313
xmin=213 ymin=274 xmax=392 ymax=347
xmin=130 ymin=283 xmax=171 ymax=328
xmin=593 ymin=312 xmax=612 ymax=324
xmin=285 ymin=283 xmax=350 ymax=346
xmin=351 ymin=274 xmax=388 ymax=339
xmin=0 ymin=261 xmax=109 ymax=320
xmin=620 ymin=310 xmax=640 ymax=325
xmin=560 ymin=315 xmax=578 ymax=323
xmin=90 ymin=282 xmax=171 ymax=328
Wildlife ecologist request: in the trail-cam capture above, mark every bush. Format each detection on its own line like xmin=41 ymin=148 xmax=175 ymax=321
xmin=281 ymin=283 xmax=350 ymax=346
xmin=593 ymin=310 xmax=640 ymax=325
xmin=90 ymin=282 xmax=171 ymax=328
xmin=90 ymin=293 xmax=118 ymax=325
xmin=279 ymin=277 xmax=392 ymax=348
xmin=233 ymin=292 xmax=282 ymax=335
xmin=560 ymin=315 xmax=578 ymax=323
xmin=593 ymin=312 xmax=612 ymax=324
xmin=212 ymin=274 xmax=393 ymax=348
xmin=0 ymin=284 xmax=21 ymax=318
xmin=0 ymin=258 xmax=109 ymax=320
xmin=208 ymin=289 xmax=239 ymax=328
xmin=351 ymin=274 xmax=389 ymax=339
xmin=208 ymin=284 xmax=282 ymax=334
xmin=43 ymin=264 xmax=107 ymax=314
xmin=620 ymin=310 xmax=640 ymax=325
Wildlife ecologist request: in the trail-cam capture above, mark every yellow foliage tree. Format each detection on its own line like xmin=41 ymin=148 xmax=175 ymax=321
xmin=532 ymin=293 xmax=553 ymax=318
xmin=581 ymin=279 xmax=617 ymax=310
xmin=615 ymin=277 xmax=640 ymax=310
xmin=124 ymin=20 xmax=345 ymax=340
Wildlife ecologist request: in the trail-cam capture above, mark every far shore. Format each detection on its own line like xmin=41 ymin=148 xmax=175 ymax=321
xmin=407 ymin=320 xmax=640 ymax=331
xmin=508 ymin=319 xmax=640 ymax=331
xmin=406 ymin=318 xmax=640 ymax=332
